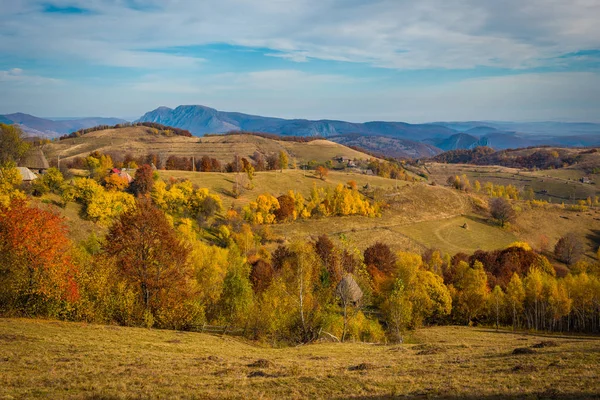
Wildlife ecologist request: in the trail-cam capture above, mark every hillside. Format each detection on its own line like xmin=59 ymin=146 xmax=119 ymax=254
xmin=329 ymin=135 xmax=441 ymax=159
xmin=1 ymin=113 xmax=127 ymax=138
xmin=137 ymin=105 xmax=458 ymax=139
xmin=425 ymin=133 xmax=482 ymax=151
xmin=2 ymin=318 xmax=599 ymax=399
xmin=43 ymin=126 xmax=375 ymax=165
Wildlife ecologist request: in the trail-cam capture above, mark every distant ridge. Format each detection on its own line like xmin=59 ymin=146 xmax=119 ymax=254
xmin=0 ymin=113 xmax=127 ymax=138
xmin=136 ymin=105 xmax=457 ymax=140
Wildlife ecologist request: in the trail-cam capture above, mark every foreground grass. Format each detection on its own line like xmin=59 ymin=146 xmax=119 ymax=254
xmin=1 ymin=319 xmax=599 ymax=399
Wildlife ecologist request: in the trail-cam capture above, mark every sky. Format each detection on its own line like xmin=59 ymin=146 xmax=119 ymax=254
xmin=1 ymin=0 xmax=600 ymax=122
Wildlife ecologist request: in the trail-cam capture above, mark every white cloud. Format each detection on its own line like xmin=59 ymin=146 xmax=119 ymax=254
xmin=1 ymin=0 xmax=599 ymax=70
xmin=0 ymin=68 xmax=60 ymax=84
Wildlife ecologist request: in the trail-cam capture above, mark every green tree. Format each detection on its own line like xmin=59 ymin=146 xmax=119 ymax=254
xmin=218 ymin=254 xmax=254 ymax=329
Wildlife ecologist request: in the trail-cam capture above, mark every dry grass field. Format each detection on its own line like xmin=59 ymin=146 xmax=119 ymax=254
xmin=43 ymin=128 xmax=373 ymax=165
xmin=1 ymin=318 xmax=599 ymax=399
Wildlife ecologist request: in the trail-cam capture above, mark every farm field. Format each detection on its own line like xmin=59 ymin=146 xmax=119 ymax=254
xmin=1 ymin=318 xmax=599 ymax=399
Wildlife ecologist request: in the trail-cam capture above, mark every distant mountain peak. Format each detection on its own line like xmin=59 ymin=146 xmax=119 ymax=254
xmin=136 ymin=104 xmax=457 ymax=139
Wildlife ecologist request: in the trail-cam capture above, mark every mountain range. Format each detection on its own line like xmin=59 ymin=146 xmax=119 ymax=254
xmin=3 ymin=105 xmax=600 ymax=158
xmin=0 ymin=113 xmax=126 ymax=138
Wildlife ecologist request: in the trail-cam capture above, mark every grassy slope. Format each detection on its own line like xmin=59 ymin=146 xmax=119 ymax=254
xmin=426 ymin=163 xmax=600 ymax=203
xmin=43 ymin=128 xmax=373 ymax=165
xmin=1 ymin=318 xmax=599 ymax=399
xmin=159 ymin=169 xmax=409 ymax=209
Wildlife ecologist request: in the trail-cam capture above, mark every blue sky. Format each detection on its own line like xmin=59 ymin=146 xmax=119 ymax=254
xmin=1 ymin=0 xmax=599 ymax=122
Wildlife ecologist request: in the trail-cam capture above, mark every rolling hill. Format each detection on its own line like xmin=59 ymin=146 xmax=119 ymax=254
xmin=42 ymin=125 xmax=377 ymax=165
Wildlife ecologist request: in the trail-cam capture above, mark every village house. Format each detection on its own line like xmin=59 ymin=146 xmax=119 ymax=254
xmin=20 ymin=148 xmax=49 ymax=174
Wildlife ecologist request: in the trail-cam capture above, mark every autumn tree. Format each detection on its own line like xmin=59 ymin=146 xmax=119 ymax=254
xmin=218 ymin=252 xmax=254 ymax=328
xmin=454 ymin=261 xmax=489 ymax=324
xmin=200 ymin=155 xmax=212 ymax=172
xmin=104 ymin=173 xmax=129 ymax=191
xmin=104 ymin=199 xmax=191 ymax=321
xmin=85 ymin=151 xmax=113 ymax=180
xmin=505 ymin=272 xmax=525 ymax=330
xmin=382 ymin=279 xmax=412 ymax=342
xmin=275 ymin=194 xmax=295 ymax=222
xmin=315 ymin=165 xmax=329 ymax=180
xmin=554 ymin=233 xmax=584 ymax=265
xmin=489 ymin=285 xmax=505 ymax=330
xmin=0 ymin=123 xmax=30 ymax=166
xmin=0 ymin=199 xmax=78 ymax=315
xmin=364 ymin=242 xmax=397 ymax=275
xmin=490 ymin=197 xmax=515 ymax=227
xmin=279 ymin=150 xmax=288 ymax=172
xmin=130 ymin=164 xmax=155 ymax=196
xmin=314 ymin=234 xmax=342 ymax=286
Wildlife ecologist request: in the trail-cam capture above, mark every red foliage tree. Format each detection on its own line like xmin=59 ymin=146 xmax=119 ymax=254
xmin=250 ymin=259 xmax=274 ymax=293
xmin=364 ymin=242 xmax=397 ymax=275
xmin=275 ymin=194 xmax=295 ymax=222
xmin=0 ymin=199 xmax=78 ymax=313
xmin=104 ymin=199 xmax=191 ymax=314
xmin=131 ymin=164 xmax=154 ymax=196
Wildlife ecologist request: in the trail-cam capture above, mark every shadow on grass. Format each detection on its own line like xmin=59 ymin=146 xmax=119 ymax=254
xmin=336 ymin=393 xmax=598 ymax=400
xmin=473 ymin=328 xmax=600 ymax=341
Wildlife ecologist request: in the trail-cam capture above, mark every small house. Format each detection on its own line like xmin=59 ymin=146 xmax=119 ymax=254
xmin=581 ymin=177 xmax=592 ymax=184
xmin=21 ymin=148 xmax=49 ymax=174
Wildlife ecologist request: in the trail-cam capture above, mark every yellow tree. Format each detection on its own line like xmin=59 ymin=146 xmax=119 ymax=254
xmin=489 ymin=285 xmax=505 ymax=330
xmin=505 ymin=273 xmax=525 ymax=330
xmin=278 ymin=150 xmax=288 ymax=172
xmin=524 ymin=267 xmax=544 ymax=330
xmin=456 ymin=261 xmax=489 ymax=324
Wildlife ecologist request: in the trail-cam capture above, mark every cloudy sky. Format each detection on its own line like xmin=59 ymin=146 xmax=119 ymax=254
xmin=1 ymin=0 xmax=600 ymax=122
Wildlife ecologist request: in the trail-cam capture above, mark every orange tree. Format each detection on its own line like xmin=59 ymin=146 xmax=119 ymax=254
xmin=0 ymin=199 xmax=78 ymax=315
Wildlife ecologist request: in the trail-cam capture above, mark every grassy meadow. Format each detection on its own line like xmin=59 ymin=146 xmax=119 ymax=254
xmin=1 ymin=318 xmax=599 ymax=399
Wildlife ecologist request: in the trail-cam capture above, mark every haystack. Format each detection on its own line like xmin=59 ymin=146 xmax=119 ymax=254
xmin=336 ymin=274 xmax=363 ymax=305
xmin=16 ymin=167 xmax=37 ymax=182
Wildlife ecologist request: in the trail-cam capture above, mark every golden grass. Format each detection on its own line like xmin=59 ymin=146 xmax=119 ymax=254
xmin=399 ymin=215 xmax=517 ymax=254
xmin=1 ymin=318 xmax=599 ymax=399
